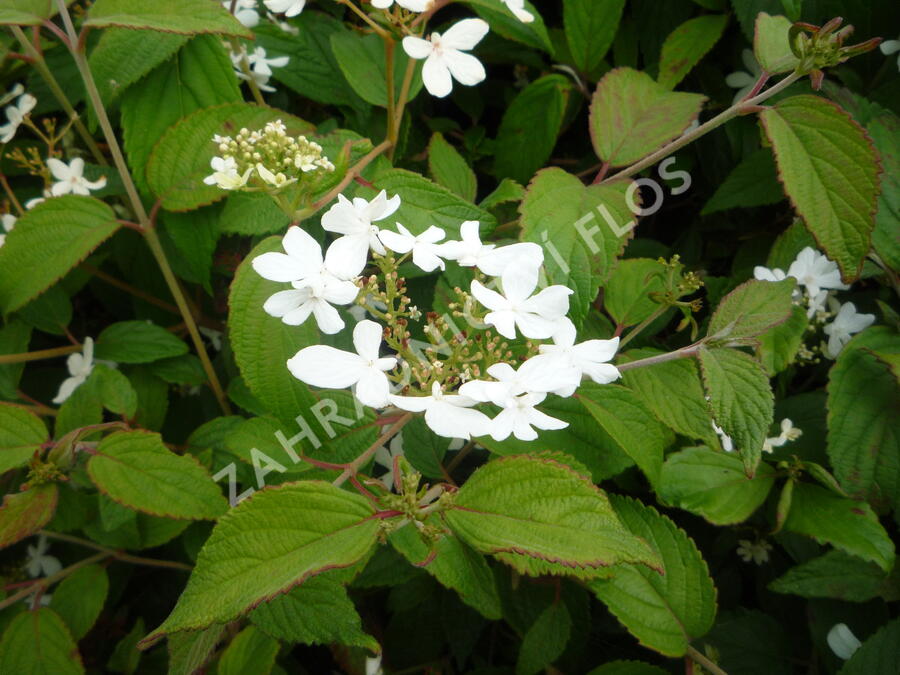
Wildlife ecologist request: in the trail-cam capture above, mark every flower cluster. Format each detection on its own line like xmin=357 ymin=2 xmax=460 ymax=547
xmin=754 ymin=246 xmax=875 ymax=359
xmin=203 ymin=120 xmax=334 ymax=192
xmin=253 ymin=191 xmax=622 ymax=444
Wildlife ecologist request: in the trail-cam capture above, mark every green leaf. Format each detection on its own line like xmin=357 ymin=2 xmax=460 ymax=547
xmin=87 ymin=430 xmax=228 ymax=520
xmin=757 ymin=304 xmax=808 ymax=375
xmin=516 ymin=602 xmax=572 ymax=675
xmin=698 ymin=347 xmax=774 ymax=476
xmin=868 ymin=111 xmax=900 ymax=273
xmin=250 ymin=576 xmax=379 ymax=652
xmin=95 ymin=321 xmax=188 ymax=364
xmin=760 ymin=95 xmax=881 ymax=282
xmin=217 ymin=626 xmax=279 ymax=675
xmin=107 ymin=618 xmax=144 ymax=675
xmin=603 ymin=258 xmax=668 ymax=327
xmin=0 ymin=402 xmax=47 ymax=475
xmin=768 ymin=550 xmax=888 ymax=602
xmin=707 ymin=278 xmax=796 ymax=339
xmin=577 ymin=385 xmax=667 ymax=489
xmin=587 ymin=661 xmax=669 ymax=675
xmin=142 ymin=481 xmax=380 ymax=645
xmin=51 ymin=564 xmax=108 ymax=640
xmin=85 ymin=0 xmax=252 ymax=37
xmin=121 ymin=35 xmax=242 ymax=192
xmin=753 ymin=12 xmax=800 ymax=75
xmin=0 ymin=0 xmax=72 ymax=25
xmin=146 ymin=103 xmax=313 ymax=212
xmin=563 ymin=0 xmax=625 ymax=74
xmin=429 ymin=132 xmax=477 ymax=203
xmin=0 ymin=196 xmax=119 ymax=314
xmin=701 ymin=148 xmax=784 ymax=215
xmin=826 ymin=327 xmax=900 ymax=515
xmin=88 ymin=364 xmax=138 ymax=419
xmin=783 ymin=483 xmax=895 ymax=572
xmin=659 ymin=446 xmax=776 ymax=524
xmin=390 ymin=521 xmax=502 ymax=620
xmin=658 ymin=14 xmax=728 ymax=90
xmin=167 ymin=624 xmax=225 ymax=675
xmin=494 ymin=75 xmax=572 ymax=185
xmin=399 ymin=417 xmax=450 ymax=480
xmin=590 ymin=68 xmax=706 ymax=167
xmin=839 ymin=617 xmax=900 ymax=675
xmin=329 ymin=31 xmax=422 ymax=107
xmin=443 ymin=455 xmax=661 ymax=577
xmin=218 ymin=192 xmax=290 ymax=236
xmin=480 ymin=177 xmax=525 ymax=211
xmin=17 ymin=285 xmax=72 ymax=336
xmin=700 ymin=608 xmax=793 ymax=675
xmin=0 ymin=484 xmax=57 ymax=548
xmin=0 ymin=319 xmax=31 ymax=399
xmin=159 ymin=207 xmax=219 ymax=293
xmin=520 ymin=168 xmax=634 ymax=326
xmin=461 ymin=0 xmax=552 ymax=53
xmin=0 ymin=608 xmax=84 ymax=674
xmin=588 ymin=496 xmax=717 ymax=657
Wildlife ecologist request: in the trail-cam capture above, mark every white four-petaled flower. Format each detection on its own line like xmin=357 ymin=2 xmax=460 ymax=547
xmin=53 ymin=337 xmax=96 ymax=404
xmin=263 ymin=0 xmax=306 ymax=17
xmin=736 ymin=538 xmax=772 ymax=565
xmin=378 ymin=223 xmax=447 ymax=272
xmin=322 ymin=190 xmax=401 ymax=278
xmin=391 ymin=381 xmax=492 ymax=440
xmin=203 ymin=156 xmax=253 ymax=190
xmin=439 ymin=220 xmax=543 ymax=276
xmin=538 ymin=321 xmax=621 ymax=396
xmin=402 ymin=19 xmax=489 ymax=98
xmin=787 ymin=247 xmax=849 ymax=298
xmin=25 ymin=535 xmax=62 ymax=578
xmin=47 ymin=158 xmax=107 ymax=196
xmin=0 ymin=90 xmax=36 ymax=143
xmin=823 ymin=301 xmax=875 ymax=358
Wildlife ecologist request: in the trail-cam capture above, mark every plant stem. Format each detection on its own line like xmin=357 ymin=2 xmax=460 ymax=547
xmin=385 ymin=37 xmax=397 ymax=146
xmin=687 ymin=646 xmax=729 ymax=675
xmin=601 ymin=72 xmax=802 ymax=184
xmin=228 ymin=38 xmax=266 ymax=106
xmin=0 ymin=344 xmax=81 ymax=365
xmin=0 ymin=173 xmax=24 ymax=214
xmin=338 ymin=0 xmax=390 ymax=38
xmin=310 ymin=139 xmax=393 ymax=213
xmin=616 ymin=343 xmax=703 ymax=372
xmin=39 ymin=530 xmax=193 ymax=571
xmin=390 ymin=58 xmax=417 ymax=158
xmin=0 ymin=551 xmax=109 ymax=611
xmin=617 ymin=304 xmax=670 ymax=350
xmin=333 ymin=412 xmax=413 ymax=487
xmin=10 ymin=25 xmax=107 ymax=166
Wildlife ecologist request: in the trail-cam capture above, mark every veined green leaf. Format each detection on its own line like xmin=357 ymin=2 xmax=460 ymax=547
xmin=85 ymin=0 xmax=252 ymax=37
xmin=51 ymin=564 xmax=109 ymax=639
xmin=429 ymin=132 xmax=477 ymax=203
xmin=603 ymin=258 xmax=669 ymax=327
xmin=0 ymin=0 xmax=70 ymax=25
xmin=0 ymin=608 xmax=84 ymax=674
xmin=461 ymin=0 xmax=552 ymax=53
xmin=563 ymin=0 xmax=625 ymax=74
xmin=216 ymin=626 xmax=279 ymax=675
xmin=0 ymin=484 xmax=57 ymax=548
xmin=0 ymin=402 xmax=47 ymax=475
xmin=167 ymin=624 xmax=225 ymax=675
xmin=768 ymin=550 xmax=889 ymax=602
xmin=754 ymin=12 xmax=800 ymax=75
xmin=329 ymin=31 xmax=423 ymax=107
xmin=707 ymin=278 xmax=796 ymax=339
xmin=95 ymin=321 xmax=189 ymax=364
xmin=658 ymin=14 xmax=729 ymax=90
xmin=701 ymin=148 xmax=784 ymax=215
xmin=516 ymin=601 xmax=572 ymax=675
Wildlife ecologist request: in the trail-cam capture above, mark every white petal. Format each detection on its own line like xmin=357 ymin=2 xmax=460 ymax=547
xmin=355 ymin=370 xmax=391 ymax=408
xmin=378 ymin=228 xmax=415 ymax=254
xmin=489 ymin=408 xmax=516 ymax=441
xmin=402 ymin=36 xmax=434 ymax=60
xmin=443 ymin=50 xmax=486 ymax=87
xmin=263 ymin=289 xmax=309 ymax=317
xmin=525 ymin=406 xmax=568 ymax=432
xmin=441 ymin=18 xmax=490 ymax=51
xmin=389 ymin=393 xmax=433 ymax=413
xmin=322 ymin=277 xmax=360 ymax=305
xmin=253 ymin=252 xmax=310 ymax=282
xmin=353 ymin=319 xmax=385 ymax=362
xmin=287 ymin=346 xmax=367 ymax=389
xmin=572 ymin=337 xmax=620 ymax=364
xmin=581 ymin=362 xmax=621 ymax=385
xmin=46 ymin=158 xmax=70 ymax=181
xmin=282 ymin=226 xmax=324 ymax=268
xmin=477 ymin=242 xmax=543 ymax=276
xmin=53 ymin=375 xmax=84 ymax=404
xmin=470 ymin=280 xmax=507 ymax=312
xmin=411 ymin=245 xmax=445 ymax=272
xmin=311 ymin=300 xmax=345 ymax=335
xmin=426 ymin=402 xmax=492 ymax=439
xmin=520 ymin=285 xmax=573 ymax=319
xmin=324 ymin=234 xmax=370 ymax=279
xmin=500 ymin=264 xmax=539 ymax=304
xmin=422 ymin=54 xmax=453 ymax=98
xmin=512 ymin=312 xmax=559 ymax=340
xmin=282 ymin=301 xmax=315 ymax=326
xmin=485 ymin=310 xmax=519 ymax=339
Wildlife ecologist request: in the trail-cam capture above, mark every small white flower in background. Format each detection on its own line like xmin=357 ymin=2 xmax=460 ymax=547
xmin=880 ymin=36 xmax=900 ymax=71
xmin=223 ymin=0 xmax=259 ymax=28
xmin=322 ymin=190 xmax=402 ymax=278
xmin=439 ymin=220 xmax=543 ymax=276
xmin=203 ymin=156 xmax=253 ymax=190
xmin=53 ymin=337 xmax=96 ymax=404
xmin=538 ymin=322 xmax=621 ymax=396
xmin=402 ymin=18 xmax=490 ymax=98
xmin=25 ymin=535 xmax=62 ymax=578
xmin=263 ymin=0 xmax=305 ymax=17
xmin=378 ymin=223 xmax=448 ymax=272
xmin=237 ymin=67 xmax=278 ymax=93
xmin=287 ymin=320 xmax=397 ymax=408
xmin=0 ymin=90 xmax=37 ymax=143
xmin=372 ymin=0 xmax=432 ymax=11
xmin=0 ymin=83 xmax=24 ymax=107
xmin=736 ymin=538 xmax=772 ymax=565
xmin=500 ymin=0 xmax=534 ymax=23
xmin=711 ymin=421 xmax=734 ymax=452
xmin=725 ymin=49 xmax=762 ymax=104
xmin=762 ymin=418 xmax=802 ymax=453
xmin=823 ymin=301 xmax=875 ymax=358
xmin=246 ymin=46 xmax=290 ymax=77
xmin=47 ymin=158 xmax=107 ymax=196
xmin=0 ymin=213 xmax=15 ymax=248
xmin=391 ymin=381 xmax=493 ymax=440
xmin=787 ymin=247 xmax=849 ymax=298
xmin=753 ymin=265 xmax=788 ymax=283
xmin=471 ymin=264 xmax=573 ymax=340
xmin=200 ymin=327 xmax=223 ymax=352
xmin=374 ymin=433 xmax=404 ymax=491
xmin=365 ymin=655 xmax=384 ymax=675
xmin=827 ymin=623 xmax=862 ymax=660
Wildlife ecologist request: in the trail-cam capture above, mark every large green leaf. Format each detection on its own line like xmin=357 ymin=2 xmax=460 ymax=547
xmin=768 ymin=550 xmax=889 ymax=603
xmin=0 ymin=608 xmax=84 ymax=674
xmin=588 ymin=496 xmax=717 ymax=657
xmin=563 ymin=0 xmax=625 ymax=75
xmin=587 ymin=662 xmax=668 ymax=675
xmin=753 ymin=12 xmax=800 ymax=75
xmin=494 ymin=75 xmax=572 ymax=185
xmin=603 ymin=258 xmax=669 ymax=327
xmin=329 ymin=31 xmax=422 ymax=107
xmin=658 ymin=14 xmax=728 ymax=90
xmin=0 ymin=197 xmax=118 ymax=314
xmin=87 ymin=431 xmax=228 ymax=520
xmin=698 ymin=347 xmax=773 ymax=476
xmin=659 ymin=446 xmax=776 ymax=524
xmin=51 ymin=564 xmax=109 ymax=640
xmin=520 ymin=168 xmax=634 ymax=326
xmin=142 ymin=481 xmax=379 ymax=645
xmin=443 ymin=455 xmax=661 ymax=577
xmin=85 ymin=0 xmax=252 ymax=37
xmin=590 ymin=68 xmax=705 ymax=167
xmin=429 ymin=132 xmax=477 ymax=203
xmin=0 ymin=403 xmax=47 ymax=475
xmin=707 ymin=278 xmax=796 ymax=339
xmin=0 ymin=484 xmax=57 ymax=548
xmin=783 ymin=483 xmax=895 ymax=572
xmin=761 ymin=95 xmax=881 ymax=281
xmin=95 ymin=321 xmax=189 ymax=363
xmin=827 ymin=327 xmax=900 ymax=516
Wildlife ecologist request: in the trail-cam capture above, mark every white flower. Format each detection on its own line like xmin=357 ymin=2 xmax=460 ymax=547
xmin=25 ymin=536 xmax=62 ymax=578
xmin=487 ymin=392 xmax=567 ymax=441
xmin=246 ymin=46 xmax=290 ymax=77
xmin=726 ymin=49 xmax=762 ymax=104
xmin=438 ymin=220 xmax=543 ymax=276
xmin=365 ymin=655 xmax=384 ymax=675
xmin=0 ymin=92 xmax=36 ymax=143
xmin=47 ymin=158 xmax=107 ymax=196
xmin=53 ymin=337 xmax=95 ymax=404
xmin=322 ymin=190 xmax=402 ymax=278
xmin=471 ymin=264 xmax=572 ymax=340
xmin=500 ymin=0 xmax=534 ymax=23
xmin=736 ymin=538 xmax=772 ymax=565
xmin=538 ymin=321 xmax=621 ymax=396
xmin=200 ymin=327 xmax=223 ymax=351
xmin=372 ymin=0 xmax=432 ymax=11
xmin=374 ymin=434 xmax=404 ymax=491
xmin=880 ymin=37 xmax=900 ymax=71
xmin=287 ymin=320 xmax=397 ymax=408
xmin=753 ymin=266 xmax=788 ymax=283
xmin=224 ymin=0 xmax=259 ymax=28
xmin=823 ymin=301 xmax=875 ymax=358
xmin=390 ymin=381 xmax=493 ymax=440
xmin=827 ymin=623 xmax=862 ymax=660
xmin=762 ymin=418 xmax=802 ymax=453
xmin=787 ymin=247 xmax=849 ymax=298
xmin=0 ymin=213 xmax=15 ymax=248
xmin=806 ymin=289 xmax=830 ymax=319
xmin=0 ymin=83 xmax=24 ymax=107
xmin=203 ymin=156 xmax=252 ymax=190
xmin=378 ymin=223 xmax=447 ymax=272
xmin=263 ymin=0 xmax=305 ymax=16
xmin=402 ymin=19 xmax=489 ymax=98
xmin=460 ymin=357 xmax=581 ymax=406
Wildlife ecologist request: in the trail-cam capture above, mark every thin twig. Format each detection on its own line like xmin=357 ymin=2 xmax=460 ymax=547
xmin=687 ymin=646 xmax=729 ymax=675
xmin=39 ymin=530 xmax=193 ymax=571
xmin=0 ymin=552 xmax=109 ymax=611
xmin=616 ymin=343 xmax=702 ymax=372
xmin=333 ymin=413 xmax=413 ymax=487
xmin=310 ymin=139 xmax=393 ymax=213
xmin=0 ymin=344 xmax=81 ymax=365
